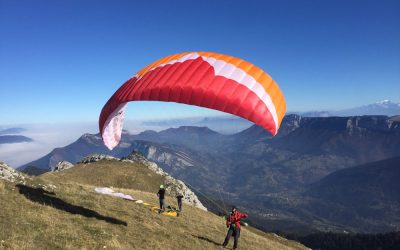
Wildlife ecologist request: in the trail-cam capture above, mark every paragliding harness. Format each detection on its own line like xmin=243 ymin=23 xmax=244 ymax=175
xmin=151 ymin=205 xmax=180 ymax=217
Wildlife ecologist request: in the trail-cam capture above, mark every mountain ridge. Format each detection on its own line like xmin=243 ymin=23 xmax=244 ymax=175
xmin=16 ymin=115 xmax=400 ymax=234
xmin=294 ymin=100 xmax=400 ymax=117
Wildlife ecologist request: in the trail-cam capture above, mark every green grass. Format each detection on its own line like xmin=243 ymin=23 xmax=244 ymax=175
xmin=0 ymin=160 xmax=308 ymax=250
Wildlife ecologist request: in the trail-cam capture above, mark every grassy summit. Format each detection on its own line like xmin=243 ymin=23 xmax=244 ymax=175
xmin=0 ymin=159 xmax=307 ymax=250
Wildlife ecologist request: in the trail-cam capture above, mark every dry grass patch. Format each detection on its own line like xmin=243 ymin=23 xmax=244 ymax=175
xmin=41 ymin=160 xmax=164 ymax=192
xmin=0 ymin=180 xmax=5 ymax=193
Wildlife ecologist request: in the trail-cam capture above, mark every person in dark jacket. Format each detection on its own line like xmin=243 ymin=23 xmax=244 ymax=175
xmin=176 ymin=193 xmax=184 ymax=211
xmin=222 ymin=206 xmax=248 ymax=249
xmin=157 ymin=185 xmax=166 ymax=211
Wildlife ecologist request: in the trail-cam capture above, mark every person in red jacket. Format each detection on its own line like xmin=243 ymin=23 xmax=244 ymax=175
xmin=222 ymin=206 xmax=248 ymax=249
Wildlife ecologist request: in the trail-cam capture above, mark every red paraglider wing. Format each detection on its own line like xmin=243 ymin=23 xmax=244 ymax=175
xmin=99 ymin=52 xmax=286 ymax=150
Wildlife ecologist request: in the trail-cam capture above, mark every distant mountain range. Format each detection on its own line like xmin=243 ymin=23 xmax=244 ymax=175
xmin=0 ymin=127 xmax=33 ymax=144
xmin=135 ymin=100 xmax=400 ymax=133
xmin=335 ymin=100 xmax=400 ymax=116
xmin=0 ymin=135 xmax=33 ymax=144
xmin=296 ymin=100 xmax=400 ymax=117
xmin=141 ymin=115 xmax=253 ymax=134
xmin=18 ymin=114 xmax=400 ymax=234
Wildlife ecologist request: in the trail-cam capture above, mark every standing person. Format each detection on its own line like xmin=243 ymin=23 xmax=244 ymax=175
xmin=157 ymin=185 xmax=166 ymax=212
xmin=176 ymin=192 xmax=184 ymax=211
xmin=222 ymin=206 xmax=248 ymax=249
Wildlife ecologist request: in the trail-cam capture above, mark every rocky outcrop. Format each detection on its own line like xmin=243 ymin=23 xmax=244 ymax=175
xmin=163 ymin=175 xmax=207 ymax=211
xmin=80 ymin=133 xmax=103 ymax=145
xmin=52 ymin=161 xmax=74 ymax=172
xmin=129 ymin=142 xmax=196 ymax=172
xmin=79 ymin=154 xmax=118 ymax=164
xmin=0 ymin=162 xmax=27 ymax=183
xmin=122 ymin=151 xmax=207 ymax=211
xmin=122 ymin=151 xmax=168 ymax=175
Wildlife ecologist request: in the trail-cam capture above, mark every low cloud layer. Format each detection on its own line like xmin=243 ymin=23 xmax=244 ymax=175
xmin=0 ymin=122 xmax=98 ymax=168
xmin=0 ymin=116 xmax=251 ymax=168
xmin=0 ymin=121 xmax=182 ymax=168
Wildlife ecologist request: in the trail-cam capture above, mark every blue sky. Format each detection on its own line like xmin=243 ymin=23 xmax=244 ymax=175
xmin=1 ymin=0 xmax=399 ymax=125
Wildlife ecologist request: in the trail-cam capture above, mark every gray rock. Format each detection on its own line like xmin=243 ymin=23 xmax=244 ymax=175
xmin=52 ymin=161 xmax=74 ymax=172
xmin=0 ymin=162 xmax=27 ymax=183
xmin=123 ymin=151 xmax=207 ymax=211
xmin=79 ymin=154 xmax=118 ymax=164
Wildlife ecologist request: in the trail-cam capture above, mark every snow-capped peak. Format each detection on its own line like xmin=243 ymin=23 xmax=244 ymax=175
xmin=366 ymin=100 xmax=400 ymax=109
xmin=376 ymin=100 xmax=390 ymax=104
xmin=375 ymin=100 xmax=393 ymax=106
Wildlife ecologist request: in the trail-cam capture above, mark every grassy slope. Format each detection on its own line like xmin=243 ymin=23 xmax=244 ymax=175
xmin=0 ymin=160 xmax=308 ymax=250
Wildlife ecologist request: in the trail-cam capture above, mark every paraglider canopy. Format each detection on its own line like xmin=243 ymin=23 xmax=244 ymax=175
xmin=99 ymin=52 xmax=286 ymax=150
